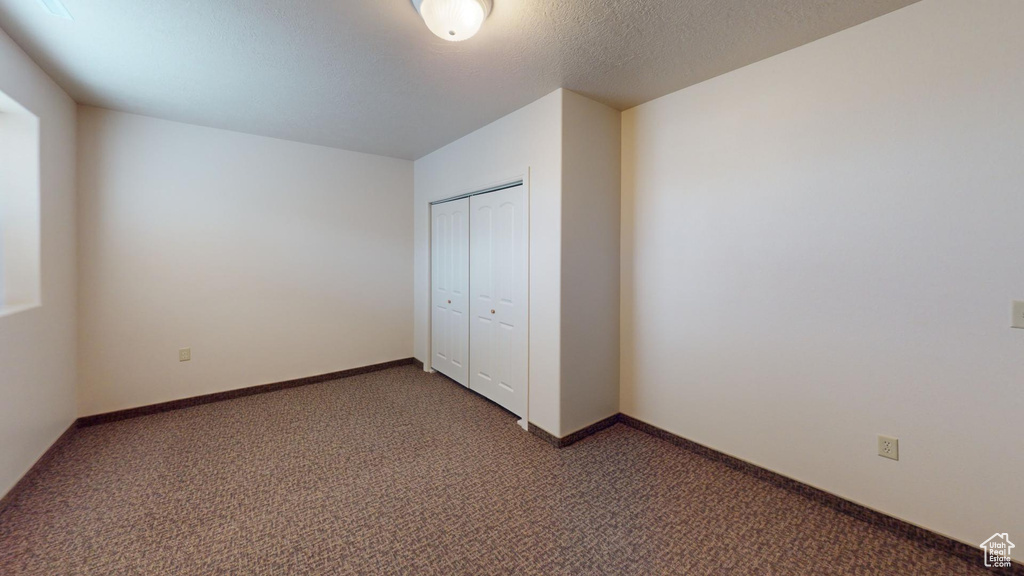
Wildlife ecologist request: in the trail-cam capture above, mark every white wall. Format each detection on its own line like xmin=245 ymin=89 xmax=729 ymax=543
xmin=77 ymin=107 xmax=413 ymax=416
xmin=622 ymin=0 xmax=1023 ymax=549
xmin=414 ymin=90 xmax=563 ymax=436
xmin=0 ymin=27 xmax=77 ymax=498
xmin=560 ymin=90 xmax=621 ymax=435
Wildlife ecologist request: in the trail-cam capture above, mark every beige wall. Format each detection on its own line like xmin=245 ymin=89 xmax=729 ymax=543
xmin=621 ymin=0 xmax=1023 ymax=548
xmin=77 ymin=107 xmax=413 ymax=416
xmin=560 ymin=90 xmax=621 ymax=435
xmin=0 ymin=28 xmax=77 ymax=498
xmin=413 ymin=90 xmax=563 ymax=435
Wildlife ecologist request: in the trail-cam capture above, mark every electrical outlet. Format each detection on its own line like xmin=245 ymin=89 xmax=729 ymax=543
xmin=1013 ymin=301 xmax=1024 ymax=329
xmin=878 ymin=435 xmax=899 ymax=461
xmin=179 ymin=347 xmax=191 ymax=362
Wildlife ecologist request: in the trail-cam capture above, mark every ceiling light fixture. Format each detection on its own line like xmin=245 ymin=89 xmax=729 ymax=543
xmin=37 ymin=0 xmax=73 ymax=20
xmin=411 ymin=0 xmax=492 ymax=42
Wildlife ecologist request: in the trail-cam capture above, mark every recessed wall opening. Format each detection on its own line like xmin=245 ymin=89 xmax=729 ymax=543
xmin=0 ymin=89 xmax=41 ymax=317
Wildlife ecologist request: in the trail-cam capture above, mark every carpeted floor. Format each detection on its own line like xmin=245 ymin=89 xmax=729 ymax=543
xmin=0 ymin=365 xmax=992 ymax=574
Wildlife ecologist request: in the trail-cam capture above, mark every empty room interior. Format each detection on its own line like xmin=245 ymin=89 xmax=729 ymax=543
xmin=0 ymin=0 xmax=1022 ymax=573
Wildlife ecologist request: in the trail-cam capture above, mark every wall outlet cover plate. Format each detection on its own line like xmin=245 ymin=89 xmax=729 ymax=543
xmin=179 ymin=347 xmax=191 ymax=362
xmin=878 ymin=435 xmax=899 ymax=461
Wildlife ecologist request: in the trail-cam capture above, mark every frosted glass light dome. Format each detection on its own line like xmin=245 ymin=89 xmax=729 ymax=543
xmin=414 ymin=0 xmax=492 ymax=42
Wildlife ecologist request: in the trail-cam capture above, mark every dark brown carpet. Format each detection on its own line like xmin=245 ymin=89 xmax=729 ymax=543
xmin=0 ymin=365 xmax=990 ymax=574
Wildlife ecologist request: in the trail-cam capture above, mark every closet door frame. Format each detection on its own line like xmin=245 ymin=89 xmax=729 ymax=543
xmin=425 ymin=169 xmax=530 ymax=431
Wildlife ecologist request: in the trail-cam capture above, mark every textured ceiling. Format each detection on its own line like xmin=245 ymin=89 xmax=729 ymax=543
xmin=0 ymin=0 xmax=919 ymax=159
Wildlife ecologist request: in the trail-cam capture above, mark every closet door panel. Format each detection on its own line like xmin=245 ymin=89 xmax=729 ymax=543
xmin=430 ymin=198 xmax=470 ymax=386
xmin=469 ymin=186 xmax=528 ymax=418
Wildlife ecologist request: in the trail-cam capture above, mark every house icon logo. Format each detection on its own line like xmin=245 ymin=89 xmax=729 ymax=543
xmin=981 ymin=533 xmax=1014 ymax=569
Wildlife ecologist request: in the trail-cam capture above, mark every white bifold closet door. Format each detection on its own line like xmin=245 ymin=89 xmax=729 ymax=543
xmin=430 ymin=198 xmax=470 ymax=386
xmin=469 ymin=186 xmax=528 ymax=418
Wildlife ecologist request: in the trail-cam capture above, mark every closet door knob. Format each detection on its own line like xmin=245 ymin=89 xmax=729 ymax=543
xmin=490 ymin=309 xmax=495 ymax=314
xmin=448 ymin=300 xmax=451 ymax=304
